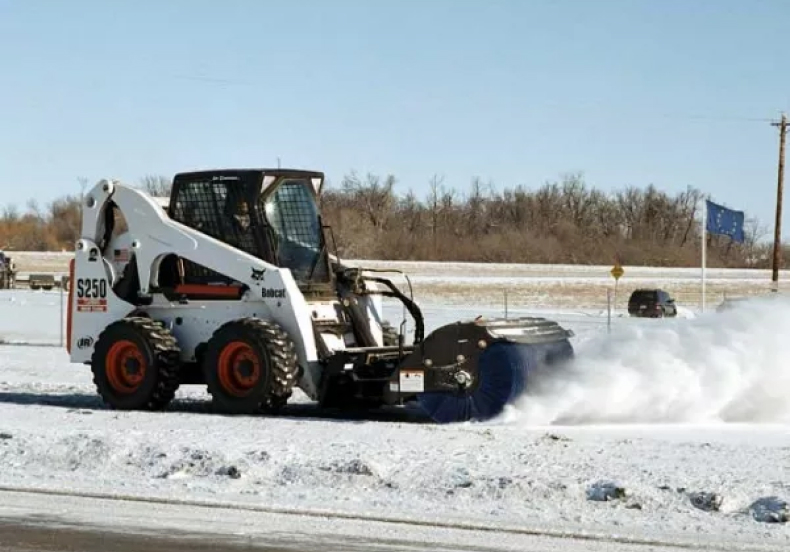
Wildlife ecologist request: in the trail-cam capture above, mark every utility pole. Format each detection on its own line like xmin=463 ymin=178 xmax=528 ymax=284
xmin=771 ymin=113 xmax=787 ymax=291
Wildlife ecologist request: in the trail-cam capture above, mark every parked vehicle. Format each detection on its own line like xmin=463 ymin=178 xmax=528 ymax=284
xmin=0 ymin=250 xmax=16 ymax=290
xmin=28 ymin=273 xmax=56 ymax=291
xmin=628 ymin=288 xmax=678 ymax=318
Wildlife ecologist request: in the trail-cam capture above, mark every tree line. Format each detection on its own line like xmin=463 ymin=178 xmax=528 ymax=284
xmin=319 ymin=171 xmax=773 ymax=268
xmin=0 ymin=172 xmax=778 ymax=268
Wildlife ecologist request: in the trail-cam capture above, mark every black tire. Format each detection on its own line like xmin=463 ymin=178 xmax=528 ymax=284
xmin=90 ymin=317 xmax=182 ymax=410
xmin=202 ymin=318 xmax=299 ymax=415
xmin=381 ymin=321 xmax=400 ymax=347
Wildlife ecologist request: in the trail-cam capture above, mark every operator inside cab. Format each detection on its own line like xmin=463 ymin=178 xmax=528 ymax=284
xmin=228 ymin=197 xmax=256 ymax=253
xmin=232 ymin=198 xmax=250 ymax=231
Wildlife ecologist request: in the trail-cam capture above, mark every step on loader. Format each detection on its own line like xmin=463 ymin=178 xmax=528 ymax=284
xmin=65 ymin=169 xmax=574 ymax=423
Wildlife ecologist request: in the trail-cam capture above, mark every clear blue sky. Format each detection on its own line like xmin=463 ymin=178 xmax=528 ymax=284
xmin=1 ymin=0 xmax=789 ymax=237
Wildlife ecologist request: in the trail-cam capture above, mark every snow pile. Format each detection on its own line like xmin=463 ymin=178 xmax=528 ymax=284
xmin=1 ymin=398 xmax=789 ymax=546
xmin=675 ymin=305 xmax=696 ymax=319
xmin=513 ymin=294 xmax=790 ymax=425
xmin=1 ymin=339 xmax=790 ymax=545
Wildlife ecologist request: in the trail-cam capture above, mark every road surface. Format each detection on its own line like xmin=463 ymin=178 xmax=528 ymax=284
xmin=0 ymin=489 xmax=781 ymax=552
xmin=0 ymin=521 xmax=296 ymax=552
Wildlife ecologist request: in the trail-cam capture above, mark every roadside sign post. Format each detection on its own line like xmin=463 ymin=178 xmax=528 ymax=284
xmin=60 ymin=284 xmax=64 ymax=347
xmin=606 ymin=289 xmax=612 ymax=333
xmin=610 ymin=262 xmax=625 ymax=317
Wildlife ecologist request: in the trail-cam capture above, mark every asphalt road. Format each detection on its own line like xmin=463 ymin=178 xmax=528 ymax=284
xmin=1 ymin=516 xmax=761 ymax=552
xmin=0 ymin=489 xmax=778 ymax=552
xmin=0 ymin=518 xmax=548 ymax=552
xmin=0 ymin=518 xmax=453 ymax=552
xmin=0 ymin=520 xmax=298 ymax=552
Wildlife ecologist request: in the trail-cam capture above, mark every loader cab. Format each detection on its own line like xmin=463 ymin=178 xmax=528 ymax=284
xmin=162 ymin=169 xmax=334 ymax=298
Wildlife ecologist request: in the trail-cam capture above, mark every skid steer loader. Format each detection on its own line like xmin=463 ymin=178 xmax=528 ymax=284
xmin=65 ymin=169 xmax=574 ymax=423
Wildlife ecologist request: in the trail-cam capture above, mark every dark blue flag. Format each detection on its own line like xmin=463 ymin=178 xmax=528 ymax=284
xmin=706 ymin=200 xmax=745 ymax=243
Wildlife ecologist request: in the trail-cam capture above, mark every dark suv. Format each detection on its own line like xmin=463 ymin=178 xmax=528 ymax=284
xmin=628 ymin=288 xmax=678 ymax=318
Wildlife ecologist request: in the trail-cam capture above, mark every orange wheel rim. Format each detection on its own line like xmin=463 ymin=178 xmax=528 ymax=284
xmin=105 ymin=340 xmax=146 ymax=394
xmin=218 ymin=341 xmax=261 ymax=396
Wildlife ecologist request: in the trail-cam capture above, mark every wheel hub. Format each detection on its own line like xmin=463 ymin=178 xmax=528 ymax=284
xmin=236 ymin=359 xmax=255 ymax=380
xmin=454 ymin=370 xmax=473 ymax=388
xmin=105 ymin=340 xmax=147 ymax=394
xmin=124 ymin=357 xmax=142 ymax=377
xmin=218 ymin=341 xmax=261 ymax=396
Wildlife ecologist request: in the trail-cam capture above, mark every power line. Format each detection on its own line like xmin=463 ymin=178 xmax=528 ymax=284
xmin=659 ymin=113 xmax=776 ymax=123
xmin=170 ymin=74 xmax=254 ymax=86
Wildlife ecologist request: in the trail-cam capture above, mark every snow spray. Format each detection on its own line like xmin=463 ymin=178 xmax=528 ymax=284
xmin=510 ymin=294 xmax=790 ymax=425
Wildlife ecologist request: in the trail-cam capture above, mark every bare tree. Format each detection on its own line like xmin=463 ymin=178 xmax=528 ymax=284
xmin=341 ymin=172 xmax=395 ymax=230
xmin=139 ymin=175 xmax=173 ymax=197
xmin=48 ymin=195 xmax=82 ymax=246
xmin=3 ymin=169 xmax=766 ymax=263
xmin=427 ymin=174 xmax=444 ymax=254
xmin=2 ymin=205 xmax=19 ymax=223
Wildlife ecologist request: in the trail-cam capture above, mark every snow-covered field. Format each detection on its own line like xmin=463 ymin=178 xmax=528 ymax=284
xmin=8 ymin=251 xmax=787 ymax=309
xmin=1 ymin=269 xmax=790 ymax=549
xmin=10 ymin=251 xmax=790 ymax=282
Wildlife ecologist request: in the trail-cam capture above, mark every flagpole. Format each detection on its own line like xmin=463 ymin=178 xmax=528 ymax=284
xmin=701 ymin=199 xmax=707 ymax=313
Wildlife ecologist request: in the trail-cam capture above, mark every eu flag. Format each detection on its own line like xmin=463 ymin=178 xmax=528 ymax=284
xmin=706 ymin=200 xmax=745 ymax=243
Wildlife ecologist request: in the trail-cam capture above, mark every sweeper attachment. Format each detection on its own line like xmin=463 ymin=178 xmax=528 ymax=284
xmin=65 ymin=169 xmax=574 ymax=423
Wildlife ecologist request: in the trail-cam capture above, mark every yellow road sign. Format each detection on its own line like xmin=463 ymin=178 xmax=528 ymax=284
xmin=610 ymin=263 xmax=624 ymax=280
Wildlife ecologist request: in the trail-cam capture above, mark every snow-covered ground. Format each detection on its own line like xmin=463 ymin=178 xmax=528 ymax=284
xmin=1 ymin=282 xmax=790 ymax=548
xmin=0 ymin=286 xmax=689 ymax=347
xmin=9 ymin=251 xmax=790 ymax=282
xmin=8 ymin=251 xmax=784 ymax=310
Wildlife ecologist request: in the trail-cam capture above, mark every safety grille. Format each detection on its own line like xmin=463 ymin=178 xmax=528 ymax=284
xmin=171 ymin=178 xmax=253 ymax=285
xmin=172 ymin=180 xmax=228 ymax=242
xmin=263 ymin=180 xmax=328 ymax=282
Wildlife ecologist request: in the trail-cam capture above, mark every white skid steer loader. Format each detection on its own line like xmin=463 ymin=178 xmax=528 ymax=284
xmin=66 ymin=169 xmax=574 ymax=423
